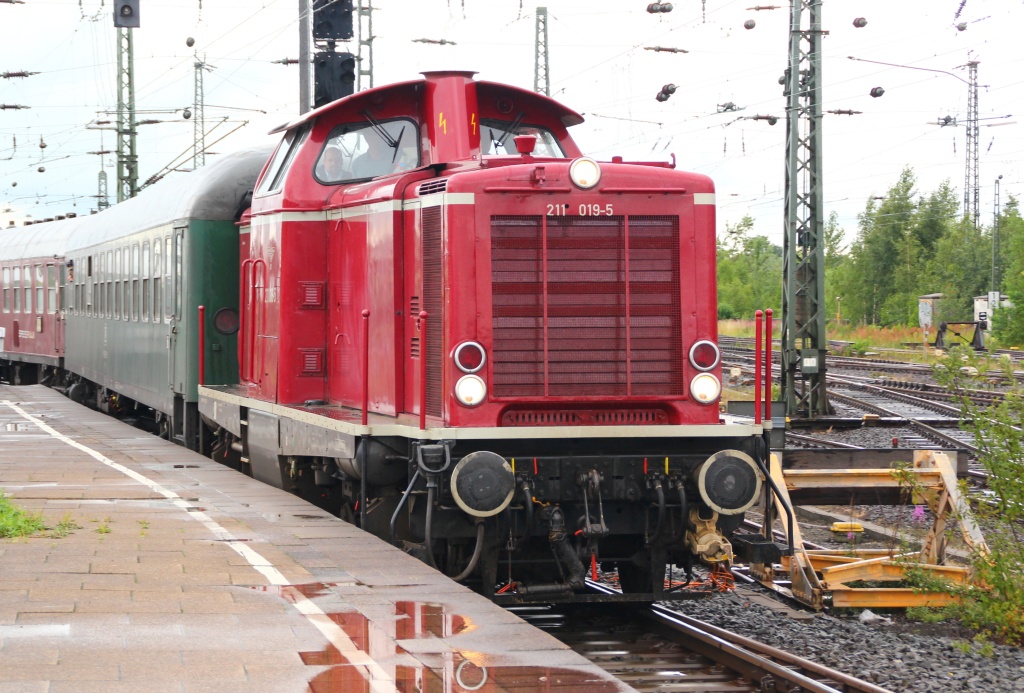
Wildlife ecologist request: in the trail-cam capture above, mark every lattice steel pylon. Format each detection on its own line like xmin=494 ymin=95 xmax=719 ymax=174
xmin=534 ymin=7 xmax=550 ymax=96
xmin=963 ymin=60 xmax=980 ymax=229
xmin=356 ymin=0 xmax=374 ymax=91
xmin=781 ymin=0 xmax=830 ymax=418
xmin=193 ymin=55 xmax=212 ymax=169
xmin=116 ymin=27 xmax=138 ymax=202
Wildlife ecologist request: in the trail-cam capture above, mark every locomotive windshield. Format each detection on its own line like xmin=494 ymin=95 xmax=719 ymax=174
xmin=255 ymin=125 xmax=309 ymax=195
xmin=315 ymin=117 xmax=419 ymax=184
xmin=481 ymin=118 xmax=564 ymax=157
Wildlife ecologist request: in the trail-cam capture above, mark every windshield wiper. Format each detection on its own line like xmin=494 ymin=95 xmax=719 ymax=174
xmin=494 ymin=112 xmax=525 ymax=151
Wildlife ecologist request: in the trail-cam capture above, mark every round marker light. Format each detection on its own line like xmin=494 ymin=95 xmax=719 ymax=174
xmin=688 ymin=340 xmax=720 ymax=371
xmin=569 ymin=157 xmax=601 ymax=189
xmin=213 ymin=307 xmax=240 ymax=335
xmin=453 ymin=341 xmax=486 ymax=374
xmin=690 ymin=373 xmax=721 ymax=404
xmin=455 ymin=374 xmax=487 ymax=407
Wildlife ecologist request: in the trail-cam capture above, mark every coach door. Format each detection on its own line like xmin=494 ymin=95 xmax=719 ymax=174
xmin=168 ymin=227 xmax=185 ymax=393
xmin=52 ymin=262 xmax=65 ymax=354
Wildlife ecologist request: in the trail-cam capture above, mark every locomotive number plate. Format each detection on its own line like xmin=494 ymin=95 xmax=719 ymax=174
xmin=546 ymin=203 xmax=614 ymax=216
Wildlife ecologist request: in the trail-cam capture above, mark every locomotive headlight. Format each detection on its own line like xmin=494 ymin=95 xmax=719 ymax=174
xmin=690 ymin=373 xmax=721 ymax=404
xmin=455 ymin=374 xmax=487 ymax=407
xmin=569 ymin=157 xmax=601 ymax=189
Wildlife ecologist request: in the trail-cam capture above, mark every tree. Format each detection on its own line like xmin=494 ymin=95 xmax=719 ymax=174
xmin=993 ymin=197 xmax=1024 ymax=345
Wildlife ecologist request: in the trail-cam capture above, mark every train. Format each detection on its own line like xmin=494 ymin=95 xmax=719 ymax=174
xmin=0 ymin=71 xmax=772 ymax=602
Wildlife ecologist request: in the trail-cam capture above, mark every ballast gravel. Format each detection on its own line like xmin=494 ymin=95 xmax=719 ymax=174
xmin=668 ymin=587 xmax=1024 ymax=693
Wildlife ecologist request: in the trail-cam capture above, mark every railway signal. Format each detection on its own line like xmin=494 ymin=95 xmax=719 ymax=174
xmin=113 ymin=0 xmax=139 ymax=28
xmin=655 ymin=83 xmax=677 ymax=102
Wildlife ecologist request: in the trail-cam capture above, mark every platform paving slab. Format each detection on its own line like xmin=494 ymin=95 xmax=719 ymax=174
xmin=0 ymin=386 xmax=631 ymax=692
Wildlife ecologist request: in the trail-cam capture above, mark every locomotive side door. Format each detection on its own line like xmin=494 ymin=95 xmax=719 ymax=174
xmin=53 ymin=261 xmax=65 ymax=355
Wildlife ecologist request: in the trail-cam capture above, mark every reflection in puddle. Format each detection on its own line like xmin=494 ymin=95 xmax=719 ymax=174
xmin=306 ymin=654 xmax=622 ymax=693
xmin=249 ymin=585 xmax=620 ymax=692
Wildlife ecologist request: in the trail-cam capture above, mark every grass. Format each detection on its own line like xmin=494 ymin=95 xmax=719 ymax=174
xmin=50 ymin=513 xmax=81 ymax=538
xmin=0 ymin=492 xmax=46 ymax=539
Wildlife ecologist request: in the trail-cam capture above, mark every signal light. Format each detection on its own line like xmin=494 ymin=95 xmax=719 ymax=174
xmin=744 ymin=19 xmax=756 ymax=29
xmin=689 ymin=340 xmax=721 ymax=371
xmin=113 ymin=0 xmax=140 ymax=28
xmin=647 ymin=2 xmax=673 ymax=13
xmin=313 ymin=52 xmax=356 ymax=108
xmin=853 ymin=17 xmax=867 ymax=28
xmin=656 ymin=83 xmax=677 ymax=102
xmin=870 ymin=86 xmax=885 ymax=98
xmin=313 ymin=0 xmax=354 ymax=40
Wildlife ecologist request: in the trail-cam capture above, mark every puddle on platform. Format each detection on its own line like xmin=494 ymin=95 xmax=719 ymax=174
xmin=247 ymin=587 xmax=618 ymax=691
xmin=306 ymin=654 xmax=622 ymax=693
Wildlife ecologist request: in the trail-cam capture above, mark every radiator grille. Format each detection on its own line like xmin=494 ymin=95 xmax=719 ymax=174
xmin=422 ymin=207 xmax=444 ymax=417
xmin=491 ymin=214 xmax=682 ymax=398
xmin=501 ymin=408 xmax=670 ymax=426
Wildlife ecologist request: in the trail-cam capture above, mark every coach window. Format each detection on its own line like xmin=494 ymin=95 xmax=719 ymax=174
xmin=152 ymin=241 xmax=161 ymax=323
xmin=131 ymin=244 xmax=139 ymax=321
xmin=142 ymin=242 xmax=151 ymax=322
xmin=13 ymin=266 xmax=21 ymax=313
xmin=174 ymin=231 xmax=183 ymax=320
xmin=164 ymin=236 xmax=172 ymax=320
xmin=34 ymin=265 xmax=44 ymax=315
xmin=2 ymin=266 xmax=9 ymax=313
xmin=104 ymin=251 xmax=111 ymax=317
xmin=47 ymin=264 xmax=57 ymax=314
xmin=22 ymin=264 xmax=31 ymax=315
xmin=113 ymin=249 xmax=121 ymax=319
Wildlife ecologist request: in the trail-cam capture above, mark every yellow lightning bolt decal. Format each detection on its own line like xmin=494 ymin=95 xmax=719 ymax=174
xmin=438 ymin=112 xmax=447 ymax=135
xmin=471 ymin=113 xmax=477 ymax=135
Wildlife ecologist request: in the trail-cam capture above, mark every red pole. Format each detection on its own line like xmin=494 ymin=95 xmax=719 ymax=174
xmin=753 ymin=310 xmax=763 ymax=425
xmin=419 ymin=311 xmax=428 ymax=430
xmin=198 ymin=305 xmax=206 ymax=386
xmin=764 ymin=308 xmax=773 ymax=423
xmin=361 ymin=309 xmax=370 ymax=426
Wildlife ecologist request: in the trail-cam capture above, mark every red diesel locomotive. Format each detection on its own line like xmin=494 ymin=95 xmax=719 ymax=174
xmin=199 ymin=71 xmax=771 ymax=601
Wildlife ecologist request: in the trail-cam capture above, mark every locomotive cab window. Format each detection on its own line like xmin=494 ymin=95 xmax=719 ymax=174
xmin=480 ymin=119 xmax=565 ymax=157
xmin=255 ymin=125 xmax=310 ymax=195
xmin=315 ymin=117 xmax=419 ymax=184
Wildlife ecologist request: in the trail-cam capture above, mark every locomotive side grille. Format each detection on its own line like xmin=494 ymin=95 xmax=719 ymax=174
xmin=491 ymin=214 xmax=682 ymax=399
xmin=422 ymin=207 xmax=444 ymax=417
xmin=418 ymin=179 xmax=449 ymax=196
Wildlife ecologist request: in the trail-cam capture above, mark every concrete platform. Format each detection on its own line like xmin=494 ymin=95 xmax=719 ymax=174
xmin=0 ymin=385 xmax=630 ymax=693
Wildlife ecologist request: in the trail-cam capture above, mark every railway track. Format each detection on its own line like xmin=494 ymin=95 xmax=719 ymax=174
xmin=515 ymin=584 xmax=890 ymax=693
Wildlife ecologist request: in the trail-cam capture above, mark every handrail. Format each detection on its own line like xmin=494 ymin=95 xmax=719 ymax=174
xmin=361 ymin=309 xmax=370 ymax=426
xmin=419 ymin=311 xmax=428 ymax=430
xmin=198 ymin=305 xmax=206 ymax=386
xmin=754 ymin=310 xmax=763 ymax=425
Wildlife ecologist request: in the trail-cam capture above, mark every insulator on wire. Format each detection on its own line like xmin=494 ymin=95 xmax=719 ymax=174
xmin=744 ymin=19 xmax=756 ymax=29
xmin=647 ymin=2 xmax=672 ymax=13
xmin=656 ymin=83 xmax=677 ymax=102
xmin=853 ymin=17 xmax=867 ymax=28
xmin=869 ymin=86 xmax=885 ymax=98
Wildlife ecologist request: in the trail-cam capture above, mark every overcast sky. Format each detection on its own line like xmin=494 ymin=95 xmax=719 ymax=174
xmin=1 ymin=0 xmax=1021 ymax=248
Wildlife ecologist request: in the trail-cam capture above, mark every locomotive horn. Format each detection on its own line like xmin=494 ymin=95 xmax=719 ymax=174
xmin=693 ymin=450 xmax=762 ymax=515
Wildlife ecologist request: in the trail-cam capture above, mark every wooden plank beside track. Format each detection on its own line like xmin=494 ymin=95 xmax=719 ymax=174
xmin=782 ymin=448 xmax=965 ymax=476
